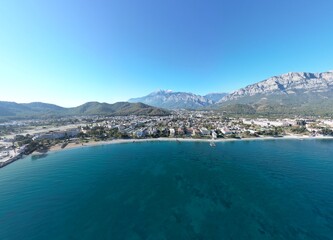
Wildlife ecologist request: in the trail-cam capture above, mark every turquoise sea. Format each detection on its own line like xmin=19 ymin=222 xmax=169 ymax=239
xmin=0 ymin=140 xmax=333 ymax=239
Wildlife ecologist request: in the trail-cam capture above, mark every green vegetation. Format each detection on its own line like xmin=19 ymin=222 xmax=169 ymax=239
xmin=0 ymin=101 xmax=170 ymax=120
xmin=321 ymin=128 xmax=333 ymax=136
xmin=215 ymin=90 xmax=333 ymax=117
xmin=67 ymin=102 xmax=170 ymax=116
xmin=217 ymin=104 xmax=256 ymax=115
xmin=257 ymin=127 xmax=285 ymax=136
xmin=289 ymin=126 xmax=308 ymax=134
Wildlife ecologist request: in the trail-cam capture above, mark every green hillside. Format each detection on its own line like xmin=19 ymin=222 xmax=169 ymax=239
xmin=0 ymin=101 xmax=170 ymax=120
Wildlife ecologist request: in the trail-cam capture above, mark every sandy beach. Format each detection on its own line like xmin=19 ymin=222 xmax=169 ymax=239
xmin=47 ymin=135 xmax=333 ymax=153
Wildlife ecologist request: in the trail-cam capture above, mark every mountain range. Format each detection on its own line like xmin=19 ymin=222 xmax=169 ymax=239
xmin=217 ymin=71 xmax=333 ymax=116
xmin=129 ymin=90 xmax=227 ymax=109
xmin=0 ymin=101 xmax=170 ymax=120
xmin=219 ymin=71 xmax=333 ymax=102
xmin=129 ymin=71 xmax=333 ymax=116
xmin=1 ymin=71 xmax=333 ymax=119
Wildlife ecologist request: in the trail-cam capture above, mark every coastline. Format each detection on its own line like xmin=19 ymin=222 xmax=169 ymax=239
xmin=47 ymin=135 xmax=333 ymax=154
xmin=1 ymin=135 xmax=332 ymax=168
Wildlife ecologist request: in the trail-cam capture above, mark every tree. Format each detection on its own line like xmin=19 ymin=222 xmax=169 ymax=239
xmin=321 ymin=128 xmax=333 ymax=136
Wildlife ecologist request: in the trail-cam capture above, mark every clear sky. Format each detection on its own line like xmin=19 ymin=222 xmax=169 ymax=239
xmin=1 ymin=0 xmax=333 ymax=107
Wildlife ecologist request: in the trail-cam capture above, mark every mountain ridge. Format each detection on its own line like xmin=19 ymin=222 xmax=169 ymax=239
xmin=0 ymin=101 xmax=170 ymax=119
xmin=2 ymin=70 xmax=333 ymax=118
xmin=217 ymin=71 xmax=333 ymax=116
xmin=129 ymin=90 xmax=227 ymax=109
xmin=219 ymin=71 xmax=333 ymax=102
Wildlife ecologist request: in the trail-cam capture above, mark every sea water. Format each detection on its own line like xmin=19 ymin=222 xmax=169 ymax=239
xmin=0 ymin=140 xmax=332 ymax=239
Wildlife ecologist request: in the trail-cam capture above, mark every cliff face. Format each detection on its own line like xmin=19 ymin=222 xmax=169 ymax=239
xmin=129 ymin=90 xmax=216 ymax=109
xmin=219 ymin=71 xmax=333 ymax=102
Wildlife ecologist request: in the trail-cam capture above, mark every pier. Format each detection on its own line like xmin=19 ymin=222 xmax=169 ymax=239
xmin=0 ymin=154 xmax=22 ymax=168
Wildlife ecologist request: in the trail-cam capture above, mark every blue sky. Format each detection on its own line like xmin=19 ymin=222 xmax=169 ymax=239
xmin=1 ymin=0 xmax=333 ymax=107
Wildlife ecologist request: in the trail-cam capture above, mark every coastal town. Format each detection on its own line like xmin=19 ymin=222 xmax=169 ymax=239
xmin=1 ymin=110 xmax=333 ymax=168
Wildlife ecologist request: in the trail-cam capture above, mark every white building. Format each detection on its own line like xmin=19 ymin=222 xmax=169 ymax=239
xmin=169 ymin=128 xmax=175 ymax=137
xmin=323 ymin=120 xmax=333 ymax=127
xmin=34 ymin=128 xmax=80 ymax=140
xmin=211 ymin=131 xmax=217 ymax=139
xmin=221 ymin=127 xmax=232 ymax=134
xmin=200 ymin=128 xmax=210 ymax=136
xmin=134 ymin=129 xmax=147 ymax=138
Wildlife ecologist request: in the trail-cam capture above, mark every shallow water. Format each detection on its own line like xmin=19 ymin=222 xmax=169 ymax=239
xmin=0 ymin=140 xmax=333 ymax=239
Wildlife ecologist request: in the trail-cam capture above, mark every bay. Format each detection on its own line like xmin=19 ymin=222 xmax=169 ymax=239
xmin=0 ymin=140 xmax=333 ymax=239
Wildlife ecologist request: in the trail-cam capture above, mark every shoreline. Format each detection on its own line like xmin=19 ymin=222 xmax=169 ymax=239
xmin=47 ymin=135 xmax=333 ymax=154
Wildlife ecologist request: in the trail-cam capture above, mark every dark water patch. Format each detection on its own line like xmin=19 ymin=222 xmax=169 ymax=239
xmin=31 ymin=153 xmax=48 ymax=160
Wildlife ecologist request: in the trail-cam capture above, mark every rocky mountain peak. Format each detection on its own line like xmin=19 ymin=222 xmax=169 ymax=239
xmin=150 ymin=89 xmax=173 ymax=95
xmin=129 ymin=90 xmax=227 ymax=109
xmin=219 ymin=71 xmax=333 ymax=102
